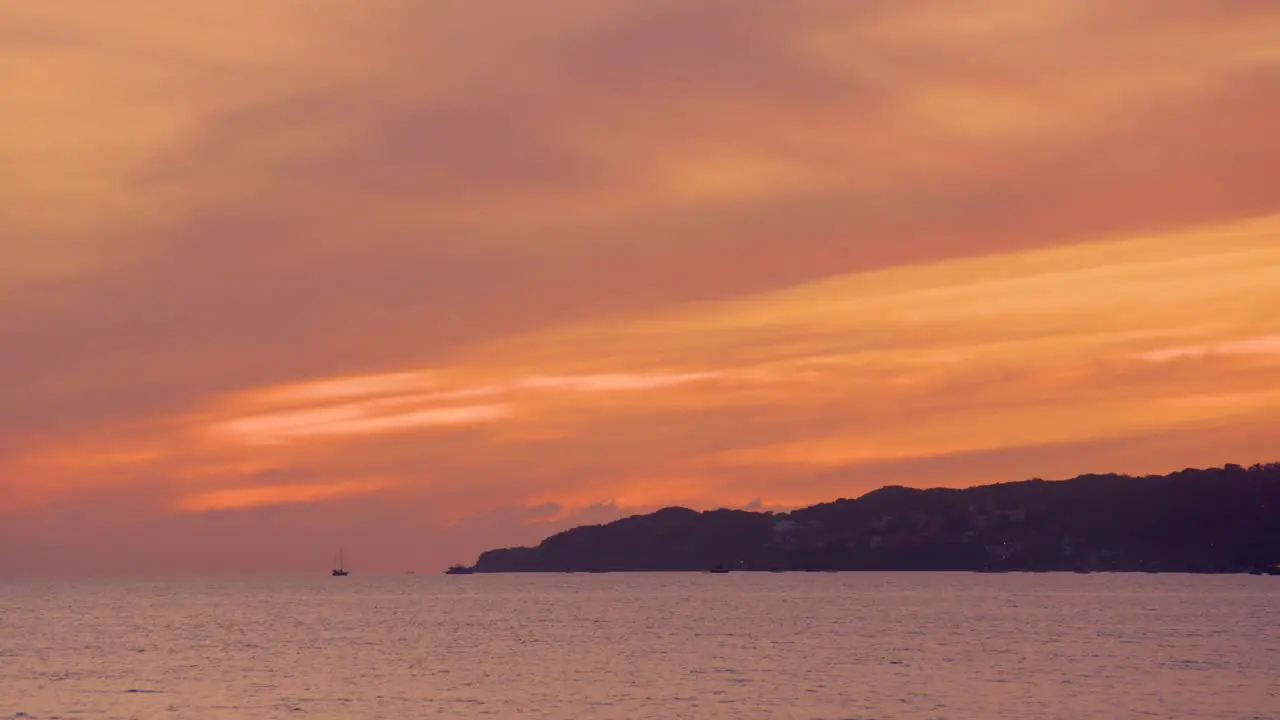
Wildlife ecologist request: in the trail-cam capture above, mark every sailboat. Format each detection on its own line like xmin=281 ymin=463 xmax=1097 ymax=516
xmin=332 ymin=548 xmax=350 ymax=577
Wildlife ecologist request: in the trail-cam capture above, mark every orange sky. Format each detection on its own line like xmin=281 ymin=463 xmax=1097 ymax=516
xmin=2 ymin=0 xmax=1278 ymax=575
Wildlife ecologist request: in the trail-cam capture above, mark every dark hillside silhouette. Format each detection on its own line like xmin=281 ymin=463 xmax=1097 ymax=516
xmin=463 ymin=463 xmax=1280 ymax=573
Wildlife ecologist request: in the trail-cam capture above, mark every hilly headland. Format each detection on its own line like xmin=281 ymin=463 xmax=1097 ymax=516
xmin=462 ymin=463 xmax=1280 ymax=574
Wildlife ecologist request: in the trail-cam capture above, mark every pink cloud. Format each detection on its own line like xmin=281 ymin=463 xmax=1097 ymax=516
xmin=177 ymin=480 xmax=389 ymax=513
xmin=1136 ymin=334 xmax=1280 ymax=362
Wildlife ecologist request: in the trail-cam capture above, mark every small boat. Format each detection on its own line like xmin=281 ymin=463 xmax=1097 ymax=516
xmin=332 ymin=548 xmax=349 ymax=577
xmin=709 ymin=564 xmax=731 ymax=574
xmin=444 ymin=564 xmax=474 ymax=575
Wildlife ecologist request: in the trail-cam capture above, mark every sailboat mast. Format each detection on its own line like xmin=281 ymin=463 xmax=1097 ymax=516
xmin=331 ymin=545 xmax=350 ymax=576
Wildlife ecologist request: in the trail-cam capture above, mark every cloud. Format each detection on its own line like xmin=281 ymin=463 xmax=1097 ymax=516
xmin=177 ymin=479 xmax=388 ymax=513
xmin=516 ymin=372 xmax=720 ymax=393
xmin=2 ymin=0 xmax=1279 ymax=572
xmin=12 ymin=213 xmax=1273 ymax=519
xmin=1136 ymin=334 xmax=1280 ymax=363
xmin=212 ymin=403 xmax=513 ymax=446
xmin=248 ymin=371 xmax=443 ymax=406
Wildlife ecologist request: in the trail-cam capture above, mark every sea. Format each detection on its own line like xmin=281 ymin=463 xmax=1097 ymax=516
xmin=2 ymin=573 xmax=1277 ymax=719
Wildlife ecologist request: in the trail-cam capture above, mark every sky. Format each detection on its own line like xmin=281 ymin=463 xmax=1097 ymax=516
xmin=2 ymin=0 xmax=1278 ymax=575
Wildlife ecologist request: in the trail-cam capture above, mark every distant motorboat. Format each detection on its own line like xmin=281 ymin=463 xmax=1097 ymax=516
xmin=332 ymin=548 xmax=349 ymax=577
xmin=709 ymin=564 xmax=731 ymax=574
xmin=444 ymin=564 xmax=474 ymax=575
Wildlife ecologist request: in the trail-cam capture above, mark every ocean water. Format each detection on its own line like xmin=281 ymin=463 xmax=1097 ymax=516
xmin=1 ymin=573 xmax=1277 ymax=719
